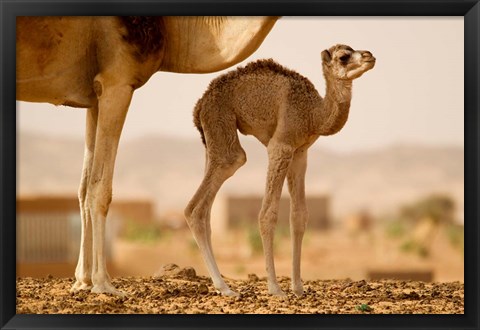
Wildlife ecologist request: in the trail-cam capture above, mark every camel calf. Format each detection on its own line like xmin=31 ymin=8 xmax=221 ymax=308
xmin=185 ymin=44 xmax=375 ymax=297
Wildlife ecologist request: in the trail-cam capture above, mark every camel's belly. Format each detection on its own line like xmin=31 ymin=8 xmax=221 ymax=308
xmin=16 ymin=47 xmax=97 ymax=108
xmin=17 ymin=77 xmax=95 ymax=108
xmin=16 ymin=17 xmax=98 ymax=108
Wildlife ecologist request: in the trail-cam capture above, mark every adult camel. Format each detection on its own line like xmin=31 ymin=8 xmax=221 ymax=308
xmin=16 ymin=16 xmax=279 ymax=296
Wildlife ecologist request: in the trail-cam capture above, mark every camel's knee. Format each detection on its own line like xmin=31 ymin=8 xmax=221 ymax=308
xmin=290 ymin=209 xmax=309 ymax=233
xmin=214 ymin=149 xmax=246 ymax=177
xmin=78 ymin=183 xmax=87 ymax=206
xmin=184 ymin=201 xmax=206 ymax=227
xmin=184 ymin=204 xmax=194 ymax=221
xmin=184 ymin=205 xmax=206 ymax=235
xmin=86 ymin=184 xmax=112 ymax=219
xmin=184 ymin=203 xmax=197 ymax=226
xmin=258 ymin=208 xmax=278 ymax=236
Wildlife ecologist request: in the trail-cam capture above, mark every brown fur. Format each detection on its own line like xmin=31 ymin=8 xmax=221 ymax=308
xmin=193 ymin=98 xmax=207 ymax=145
xmin=193 ymin=58 xmax=317 ymax=145
xmin=186 ymin=45 xmax=375 ymax=297
xmin=17 ymin=17 xmax=66 ymax=74
xmin=206 ymin=58 xmax=316 ymax=95
xmin=118 ymin=16 xmax=166 ymax=61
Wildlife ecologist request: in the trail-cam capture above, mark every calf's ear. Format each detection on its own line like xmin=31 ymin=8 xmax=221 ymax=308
xmin=321 ymin=49 xmax=332 ymax=63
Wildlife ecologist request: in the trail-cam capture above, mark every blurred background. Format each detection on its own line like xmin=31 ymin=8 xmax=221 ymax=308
xmin=17 ymin=17 xmax=463 ymax=283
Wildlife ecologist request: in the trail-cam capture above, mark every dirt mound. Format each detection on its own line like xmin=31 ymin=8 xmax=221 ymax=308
xmin=16 ymin=268 xmax=464 ymax=314
xmin=153 ymin=263 xmax=198 ymax=280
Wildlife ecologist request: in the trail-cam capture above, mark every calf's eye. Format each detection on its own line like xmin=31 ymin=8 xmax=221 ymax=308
xmin=339 ymin=55 xmax=350 ymax=62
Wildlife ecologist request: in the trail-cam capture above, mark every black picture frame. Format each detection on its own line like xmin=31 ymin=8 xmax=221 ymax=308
xmin=1 ymin=1 xmax=478 ymax=329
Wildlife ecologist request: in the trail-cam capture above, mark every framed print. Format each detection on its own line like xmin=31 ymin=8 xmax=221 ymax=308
xmin=1 ymin=1 xmax=479 ymax=329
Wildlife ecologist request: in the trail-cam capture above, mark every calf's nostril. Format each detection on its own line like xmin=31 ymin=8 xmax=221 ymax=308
xmin=362 ymin=51 xmax=372 ymax=57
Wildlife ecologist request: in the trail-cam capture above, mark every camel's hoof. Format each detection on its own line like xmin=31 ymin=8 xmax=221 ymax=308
xmin=70 ymin=280 xmax=93 ymax=292
xmin=217 ymin=287 xmax=240 ymax=297
xmin=268 ymin=285 xmax=287 ymax=297
xmin=292 ymin=287 xmax=304 ymax=297
xmin=91 ymin=283 xmax=127 ymax=297
xmin=292 ymin=282 xmax=304 ymax=297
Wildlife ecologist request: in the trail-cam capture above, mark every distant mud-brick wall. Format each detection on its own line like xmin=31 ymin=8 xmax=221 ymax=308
xmin=367 ymin=269 xmax=434 ymax=282
xmin=211 ymin=194 xmax=330 ymax=234
xmin=16 ymin=195 xmax=147 ymax=277
xmin=17 ymin=195 xmax=155 ymax=226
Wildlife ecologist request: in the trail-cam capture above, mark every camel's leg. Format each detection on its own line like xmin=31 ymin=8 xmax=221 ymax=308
xmin=202 ymin=151 xmax=215 ymax=259
xmin=286 ymin=149 xmax=308 ymax=297
xmin=185 ymin=114 xmax=246 ymax=296
xmin=71 ymin=105 xmax=98 ymax=292
xmin=86 ymin=77 xmax=133 ymax=296
xmin=259 ymin=142 xmax=294 ymax=296
xmin=185 ymin=153 xmax=246 ymax=296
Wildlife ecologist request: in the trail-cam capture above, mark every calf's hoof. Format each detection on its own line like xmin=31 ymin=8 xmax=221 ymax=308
xmin=91 ymin=282 xmax=127 ymax=297
xmin=70 ymin=280 xmax=92 ymax=292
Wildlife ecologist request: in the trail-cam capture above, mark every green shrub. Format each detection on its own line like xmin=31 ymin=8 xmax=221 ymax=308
xmin=123 ymin=219 xmax=163 ymax=244
xmin=446 ymin=224 xmax=464 ymax=255
xmin=385 ymin=220 xmax=407 ymax=239
xmin=247 ymin=226 xmax=264 ymax=255
xmin=400 ymin=239 xmax=429 ymax=258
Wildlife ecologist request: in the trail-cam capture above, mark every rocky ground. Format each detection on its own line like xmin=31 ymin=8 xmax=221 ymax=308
xmin=16 ymin=264 xmax=464 ymax=314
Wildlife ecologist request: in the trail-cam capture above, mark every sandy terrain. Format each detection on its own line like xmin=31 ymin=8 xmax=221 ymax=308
xmin=112 ymin=226 xmax=464 ymax=283
xmin=16 ymin=264 xmax=463 ymax=314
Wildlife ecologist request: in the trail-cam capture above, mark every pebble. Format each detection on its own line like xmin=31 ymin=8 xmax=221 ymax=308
xmin=198 ymin=284 xmax=209 ymax=294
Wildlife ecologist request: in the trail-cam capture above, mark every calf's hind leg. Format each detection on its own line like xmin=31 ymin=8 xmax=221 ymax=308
xmin=185 ymin=113 xmax=246 ymax=296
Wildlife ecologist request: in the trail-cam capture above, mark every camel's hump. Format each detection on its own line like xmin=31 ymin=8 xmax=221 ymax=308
xmin=236 ymin=58 xmax=304 ymax=80
xmin=209 ymin=58 xmax=315 ymax=93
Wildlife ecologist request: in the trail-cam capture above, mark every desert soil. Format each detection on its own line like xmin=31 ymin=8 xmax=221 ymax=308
xmin=16 ymin=264 xmax=463 ymax=314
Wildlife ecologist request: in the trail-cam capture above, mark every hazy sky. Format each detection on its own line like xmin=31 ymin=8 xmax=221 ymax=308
xmin=17 ymin=17 xmax=464 ymax=153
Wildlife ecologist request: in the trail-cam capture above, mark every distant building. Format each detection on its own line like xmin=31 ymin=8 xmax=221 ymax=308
xmin=343 ymin=210 xmax=374 ymax=236
xmin=16 ymin=195 xmax=154 ymax=277
xmin=108 ymin=198 xmax=155 ymax=232
xmin=210 ymin=194 xmax=331 ymax=235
